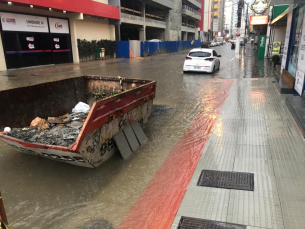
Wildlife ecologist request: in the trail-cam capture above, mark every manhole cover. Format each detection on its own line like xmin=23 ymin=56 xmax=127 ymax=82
xmin=178 ymin=217 xmax=246 ymax=229
xmin=197 ymin=170 xmax=254 ymax=191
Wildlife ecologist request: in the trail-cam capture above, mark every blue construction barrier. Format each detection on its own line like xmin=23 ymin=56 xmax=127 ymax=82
xmin=116 ymin=41 xmax=129 ymax=58
xmin=117 ymin=40 xmax=202 ymax=58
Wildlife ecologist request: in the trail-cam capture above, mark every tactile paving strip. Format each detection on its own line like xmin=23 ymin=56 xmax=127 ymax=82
xmin=197 ymin=170 xmax=254 ymax=191
xmin=178 ymin=217 xmax=246 ymax=229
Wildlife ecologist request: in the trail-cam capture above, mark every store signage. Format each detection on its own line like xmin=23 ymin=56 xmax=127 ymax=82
xmin=281 ymin=8 xmax=293 ymax=73
xmin=250 ymin=15 xmax=269 ymax=25
xmin=295 ymin=70 xmax=305 ymax=96
xmin=271 ymin=41 xmax=281 ymax=55
xmin=297 ymin=14 xmax=305 ymax=73
xmin=236 ymin=27 xmax=241 ymax=36
xmin=0 ymin=12 xmax=48 ymax=33
xmin=55 ymin=44 xmax=60 ymax=49
xmin=251 ymin=0 xmax=269 ymax=15
xmin=48 ymin=18 xmax=69 ymax=34
xmin=258 ymin=35 xmax=266 ymax=59
xmin=213 ymin=20 xmax=218 ymax=32
xmin=54 ymin=38 xmax=60 ymax=42
xmin=26 ymin=37 xmax=34 ymax=41
xmin=28 ymin=43 xmax=35 ymax=49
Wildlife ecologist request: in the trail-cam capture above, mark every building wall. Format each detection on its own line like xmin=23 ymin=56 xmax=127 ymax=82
xmin=168 ymin=0 xmax=182 ymax=40
xmin=75 ymin=17 xmax=115 ymax=41
xmin=204 ymin=0 xmax=212 ymax=32
xmin=0 ymin=3 xmax=116 ymax=71
xmin=274 ymin=26 xmax=286 ymax=43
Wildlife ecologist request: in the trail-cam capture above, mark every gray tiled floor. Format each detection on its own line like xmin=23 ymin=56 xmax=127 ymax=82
xmin=172 ymin=78 xmax=305 ymax=229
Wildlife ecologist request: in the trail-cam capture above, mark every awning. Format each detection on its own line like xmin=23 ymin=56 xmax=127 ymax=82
xmin=270 ymin=5 xmax=292 ymax=25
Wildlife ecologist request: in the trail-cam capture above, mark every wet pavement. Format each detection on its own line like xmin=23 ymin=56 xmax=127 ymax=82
xmin=1 ymin=44 xmax=304 ymax=229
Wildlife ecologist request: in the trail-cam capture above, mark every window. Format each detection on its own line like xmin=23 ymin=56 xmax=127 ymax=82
xmin=189 ymin=52 xmax=211 ymax=57
xmin=213 ymin=50 xmax=218 ymax=56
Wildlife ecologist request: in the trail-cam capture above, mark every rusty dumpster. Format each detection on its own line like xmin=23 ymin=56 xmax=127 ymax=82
xmin=0 ymin=76 xmax=156 ymax=168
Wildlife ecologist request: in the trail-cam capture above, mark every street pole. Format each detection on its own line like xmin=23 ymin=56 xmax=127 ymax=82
xmin=245 ymin=3 xmax=248 ymax=37
xmin=211 ymin=0 xmax=214 ymax=41
xmin=235 ymin=0 xmax=243 ymax=58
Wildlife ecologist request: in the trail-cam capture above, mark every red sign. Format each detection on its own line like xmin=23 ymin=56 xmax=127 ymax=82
xmin=250 ymin=15 xmax=269 ymax=25
xmin=8 ymin=0 xmax=120 ymax=20
xmin=236 ymin=28 xmax=241 ymax=36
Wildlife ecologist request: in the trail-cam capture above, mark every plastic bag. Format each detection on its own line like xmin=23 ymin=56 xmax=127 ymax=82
xmin=72 ymin=102 xmax=90 ymax=113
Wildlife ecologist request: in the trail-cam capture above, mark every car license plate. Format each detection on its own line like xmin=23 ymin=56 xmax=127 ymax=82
xmin=194 ymin=66 xmax=201 ymax=69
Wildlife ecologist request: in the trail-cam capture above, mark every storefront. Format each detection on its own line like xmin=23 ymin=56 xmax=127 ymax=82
xmin=0 ymin=12 xmax=72 ymax=69
xmin=286 ymin=3 xmax=305 ymax=78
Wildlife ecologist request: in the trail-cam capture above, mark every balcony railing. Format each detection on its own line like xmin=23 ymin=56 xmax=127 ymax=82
xmin=182 ymin=5 xmax=200 ymax=16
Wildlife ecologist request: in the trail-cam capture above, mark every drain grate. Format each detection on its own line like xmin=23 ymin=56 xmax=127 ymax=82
xmin=197 ymin=170 xmax=254 ymax=191
xmin=178 ymin=217 xmax=246 ymax=229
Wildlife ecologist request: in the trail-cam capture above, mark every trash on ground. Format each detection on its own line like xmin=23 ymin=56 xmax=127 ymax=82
xmin=30 ymin=117 xmax=49 ymax=130
xmin=72 ymin=102 xmax=90 ymax=113
xmin=3 ymin=127 xmax=11 ymax=133
xmin=48 ymin=117 xmax=71 ymax=124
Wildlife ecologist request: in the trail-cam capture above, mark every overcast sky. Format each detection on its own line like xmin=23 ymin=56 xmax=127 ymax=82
xmin=224 ymin=0 xmax=255 ymax=31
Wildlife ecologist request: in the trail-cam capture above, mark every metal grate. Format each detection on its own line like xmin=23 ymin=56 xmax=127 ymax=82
xmin=197 ymin=170 xmax=254 ymax=191
xmin=178 ymin=217 xmax=246 ymax=229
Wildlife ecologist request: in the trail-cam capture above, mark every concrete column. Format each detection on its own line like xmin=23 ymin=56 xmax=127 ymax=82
xmin=140 ymin=2 xmax=146 ymax=41
xmin=165 ymin=10 xmax=170 ymax=41
xmin=139 ymin=27 xmax=146 ymax=41
xmin=69 ymin=13 xmax=83 ymax=64
xmin=0 ymin=32 xmax=7 ymax=71
xmin=184 ymin=32 xmax=188 ymax=41
xmin=195 ymin=27 xmax=200 ymax=40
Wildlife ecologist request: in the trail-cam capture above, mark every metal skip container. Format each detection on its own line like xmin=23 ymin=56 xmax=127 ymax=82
xmin=0 ymin=76 xmax=156 ymax=168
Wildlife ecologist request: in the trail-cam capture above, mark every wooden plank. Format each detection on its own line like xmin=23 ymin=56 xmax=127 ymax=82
xmin=282 ymin=69 xmax=295 ymax=89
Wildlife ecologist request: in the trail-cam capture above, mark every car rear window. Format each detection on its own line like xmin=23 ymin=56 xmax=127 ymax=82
xmin=188 ymin=52 xmax=211 ymax=57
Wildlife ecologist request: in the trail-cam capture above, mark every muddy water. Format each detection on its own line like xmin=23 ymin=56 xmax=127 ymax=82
xmin=0 ymin=45 xmax=244 ymax=228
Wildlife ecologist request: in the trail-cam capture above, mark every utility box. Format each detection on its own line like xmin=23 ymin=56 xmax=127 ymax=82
xmin=101 ymin=48 xmax=105 ymax=59
xmin=96 ymin=48 xmax=102 ymax=59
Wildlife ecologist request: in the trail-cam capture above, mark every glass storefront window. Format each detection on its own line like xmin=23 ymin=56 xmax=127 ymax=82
xmin=287 ymin=4 xmax=305 ymax=77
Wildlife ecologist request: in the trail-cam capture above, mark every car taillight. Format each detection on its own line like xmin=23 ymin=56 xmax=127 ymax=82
xmin=205 ymin=58 xmax=214 ymax=62
xmin=185 ymin=56 xmax=192 ymax=60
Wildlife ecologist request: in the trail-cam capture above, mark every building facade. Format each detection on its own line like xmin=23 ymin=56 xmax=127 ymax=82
xmin=0 ymin=0 xmax=120 ymax=71
xmin=120 ymin=0 xmax=202 ymax=41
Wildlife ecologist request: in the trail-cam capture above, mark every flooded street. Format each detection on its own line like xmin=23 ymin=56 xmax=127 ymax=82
xmin=0 ymin=44 xmax=277 ymax=228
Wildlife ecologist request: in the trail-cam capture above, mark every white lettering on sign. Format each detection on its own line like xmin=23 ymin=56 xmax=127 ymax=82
xmin=0 ymin=12 xmax=48 ymax=33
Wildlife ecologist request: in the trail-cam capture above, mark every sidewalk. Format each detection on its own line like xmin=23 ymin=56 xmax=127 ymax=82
xmin=171 ymin=77 xmax=305 ymax=228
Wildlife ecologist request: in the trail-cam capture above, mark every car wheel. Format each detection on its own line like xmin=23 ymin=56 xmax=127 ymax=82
xmin=218 ymin=63 xmax=220 ymax=70
xmin=212 ymin=66 xmax=215 ymax=73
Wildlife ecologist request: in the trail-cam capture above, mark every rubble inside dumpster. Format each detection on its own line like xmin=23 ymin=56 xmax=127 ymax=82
xmin=7 ymin=112 xmax=89 ymax=147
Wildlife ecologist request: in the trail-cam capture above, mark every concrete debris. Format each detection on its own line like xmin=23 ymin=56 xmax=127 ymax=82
xmin=7 ymin=112 xmax=89 ymax=147
xmin=48 ymin=117 xmax=71 ymax=124
xmin=30 ymin=117 xmax=49 ymax=130
xmin=8 ymin=125 xmax=80 ymax=147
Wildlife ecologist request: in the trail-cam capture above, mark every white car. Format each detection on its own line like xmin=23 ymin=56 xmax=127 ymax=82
xmin=210 ymin=42 xmax=216 ymax=47
xmin=183 ymin=48 xmax=221 ymax=73
xmin=216 ymin=41 xmax=221 ymax=46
